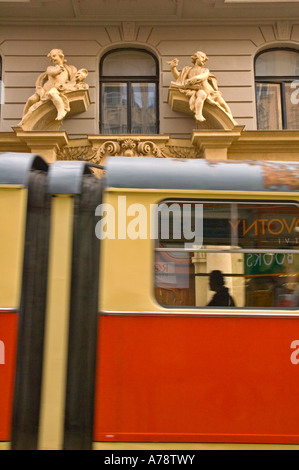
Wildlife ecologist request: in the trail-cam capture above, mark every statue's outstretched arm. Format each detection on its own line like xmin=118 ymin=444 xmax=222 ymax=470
xmin=167 ymin=58 xmax=180 ymax=80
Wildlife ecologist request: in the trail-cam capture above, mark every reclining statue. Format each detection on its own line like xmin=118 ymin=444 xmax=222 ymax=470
xmin=21 ymin=48 xmax=89 ymax=124
xmin=168 ymin=51 xmax=237 ymax=125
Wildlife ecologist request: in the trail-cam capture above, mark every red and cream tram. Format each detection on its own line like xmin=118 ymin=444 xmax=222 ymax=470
xmin=1 ymin=153 xmax=299 ymax=450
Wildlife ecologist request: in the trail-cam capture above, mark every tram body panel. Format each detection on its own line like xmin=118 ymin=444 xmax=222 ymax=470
xmin=94 ymin=315 xmax=299 ymax=444
xmin=98 ymin=188 xmax=299 ymax=314
xmin=0 ymin=312 xmax=18 ymax=442
xmin=0 ymin=153 xmax=50 ymax=450
xmin=0 ymin=185 xmax=27 ymax=445
xmin=0 ymin=187 xmax=28 ymax=308
xmin=99 ymin=190 xmax=157 ymax=314
xmin=2 ymin=154 xmax=299 ymax=449
xmin=94 ymin=182 xmax=299 ymax=446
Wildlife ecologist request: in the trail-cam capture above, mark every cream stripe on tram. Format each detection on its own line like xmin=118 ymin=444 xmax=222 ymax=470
xmin=38 ymin=195 xmax=74 ymax=450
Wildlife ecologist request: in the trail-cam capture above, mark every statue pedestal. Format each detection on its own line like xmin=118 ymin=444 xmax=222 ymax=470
xmin=19 ymin=89 xmax=90 ymax=132
xmin=168 ymin=86 xmax=237 ymax=131
xmin=13 ymin=128 xmax=69 ymax=163
xmin=192 ymin=128 xmax=243 ymax=160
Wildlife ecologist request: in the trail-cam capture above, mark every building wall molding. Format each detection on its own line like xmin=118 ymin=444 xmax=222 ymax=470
xmin=2 ymin=126 xmax=299 ymax=165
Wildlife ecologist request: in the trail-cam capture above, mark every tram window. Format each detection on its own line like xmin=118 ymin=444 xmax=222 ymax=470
xmin=154 ymin=200 xmax=299 ymax=309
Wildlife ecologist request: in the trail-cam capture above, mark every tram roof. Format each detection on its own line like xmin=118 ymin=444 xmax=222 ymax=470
xmin=0 ymin=152 xmax=48 ymax=186
xmin=105 ymin=157 xmax=299 ymax=193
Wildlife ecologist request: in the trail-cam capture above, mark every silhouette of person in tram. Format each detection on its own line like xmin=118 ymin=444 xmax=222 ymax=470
xmin=207 ymin=270 xmax=235 ymax=307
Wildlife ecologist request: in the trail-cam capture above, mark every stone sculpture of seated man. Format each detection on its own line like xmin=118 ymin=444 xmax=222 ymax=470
xmin=167 ymin=51 xmax=236 ymax=124
xmin=21 ymin=49 xmax=88 ymax=123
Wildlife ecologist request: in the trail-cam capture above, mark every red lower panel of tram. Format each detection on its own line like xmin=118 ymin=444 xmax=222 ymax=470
xmin=93 ymin=315 xmax=299 ymax=444
xmin=0 ymin=311 xmax=18 ymax=441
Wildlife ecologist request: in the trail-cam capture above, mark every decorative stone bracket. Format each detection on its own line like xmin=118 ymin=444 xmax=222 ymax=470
xmin=88 ymin=135 xmax=170 ymax=158
xmin=168 ymin=87 xmax=237 ymax=130
xmin=19 ymin=89 xmax=90 ymax=132
xmin=57 ymin=135 xmax=202 ymax=165
xmin=13 ymin=128 xmax=69 ymax=163
xmin=191 ymin=127 xmax=244 ymax=159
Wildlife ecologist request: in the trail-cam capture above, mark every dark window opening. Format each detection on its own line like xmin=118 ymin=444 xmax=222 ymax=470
xmin=255 ymin=49 xmax=299 ymax=130
xmin=100 ymin=49 xmax=159 ymax=134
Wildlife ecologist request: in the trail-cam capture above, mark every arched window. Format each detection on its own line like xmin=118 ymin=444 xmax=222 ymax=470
xmin=100 ymin=49 xmax=159 ymax=134
xmin=255 ymin=49 xmax=299 ymax=130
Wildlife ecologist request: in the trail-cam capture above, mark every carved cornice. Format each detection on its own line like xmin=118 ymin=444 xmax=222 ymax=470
xmin=5 ymin=127 xmax=299 ymax=165
xmin=57 ymin=135 xmax=202 ymax=163
xmin=57 ymin=144 xmax=104 ymax=165
xmin=88 ymin=135 xmax=170 ymax=157
xmin=99 ymin=138 xmax=165 ymax=158
xmin=161 ymin=145 xmax=201 ymax=159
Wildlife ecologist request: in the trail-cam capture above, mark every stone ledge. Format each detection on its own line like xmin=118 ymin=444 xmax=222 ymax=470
xmin=19 ymin=89 xmax=91 ymax=132
xmin=13 ymin=129 xmax=69 ymax=163
xmin=2 ymin=128 xmax=299 ymax=165
xmin=192 ymin=127 xmax=244 ymax=159
xmin=168 ymin=86 xmax=237 ymax=131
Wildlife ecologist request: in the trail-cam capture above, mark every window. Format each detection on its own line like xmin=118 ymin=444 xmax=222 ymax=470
xmin=154 ymin=200 xmax=299 ymax=309
xmin=0 ymin=56 xmax=2 ymax=117
xmin=255 ymin=49 xmax=299 ymax=130
xmin=100 ymin=49 xmax=159 ymax=134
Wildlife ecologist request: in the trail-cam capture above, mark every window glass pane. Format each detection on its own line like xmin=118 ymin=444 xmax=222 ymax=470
xmin=255 ymin=50 xmax=299 ymax=77
xmin=0 ymin=57 xmax=2 ymax=116
xmin=156 ymin=252 xmax=299 ymax=309
xmin=101 ymin=83 xmax=127 ymax=134
xmin=157 ymin=201 xmax=299 ymax=250
xmin=284 ymin=82 xmax=299 ymax=130
xmin=102 ymin=50 xmax=156 ymax=76
xmin=256 ymin=83 xmax=283 ymax=130
xmin=230 ymin=203 xmax=299 ymax=251
xmin=155 ymin=201 xmax=299 ymax=309
xmin=155 ymin=251 xmax=195 ymax=307
xmin=131 ymin=83 xmax=157 ymax=134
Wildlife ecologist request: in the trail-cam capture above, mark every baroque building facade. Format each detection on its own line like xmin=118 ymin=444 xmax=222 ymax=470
xmin=2 ymin=1 xmax=299 ymax=451
xmin=0 ymin=0 xmax=299 ymax=164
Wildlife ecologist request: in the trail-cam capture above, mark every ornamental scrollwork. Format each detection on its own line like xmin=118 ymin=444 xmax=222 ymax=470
xmin=57 ymin=145 xmax=104 ymax=165
xmin=57 ymin=138 xmax=202 ymax=164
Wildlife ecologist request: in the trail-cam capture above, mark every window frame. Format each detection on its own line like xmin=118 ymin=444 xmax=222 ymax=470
xmin=154 ymin=197 xmax=299 ymax=311
xmin=0 ymin=55 xmax=2 ymax=118
xmin=255 ymin=47 xmax=299 ymax=130
xmin=100 ymin=48 xmax=159 ymax=134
